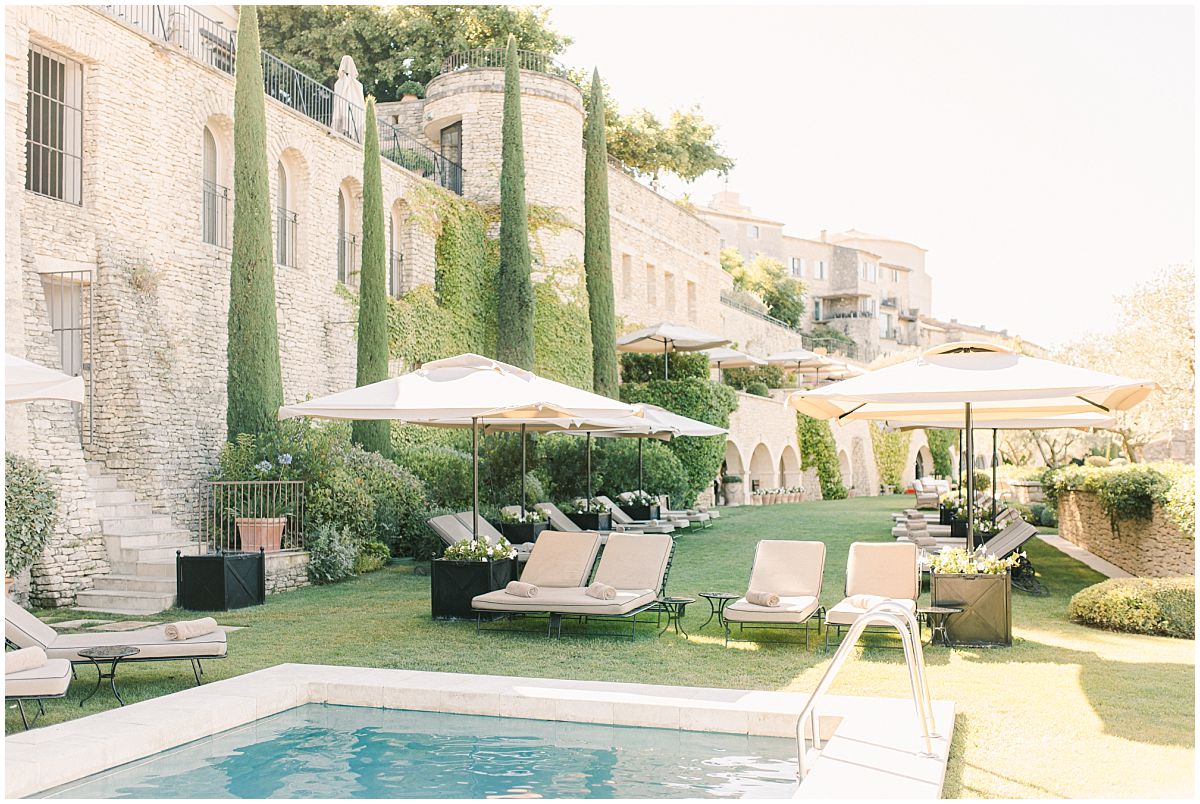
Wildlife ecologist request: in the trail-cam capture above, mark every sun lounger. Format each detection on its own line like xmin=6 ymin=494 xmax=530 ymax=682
xmin=981 ymin=519 xmax=1039 ymax=558
xmin=5 ymin=646 xmax=71 ymax=729
xmin=534 ymin=502 xmax=634 ymax=541
xmin=655 ymin=495 xmax=712 ymax=528
xmin=723 ymin=540 xmax=826 ymax=649
xmin=427 ymin=513 xmax=533 ymax=562
xmin=473 ymin=532 xmax=672 ymax=638
xmin=595 ymin=495 xmax=681 ymax=532
xmin=825 ymin=542 xmax=920 ymax=648
xmin=5 ymin=598 xmax=226 ymax=684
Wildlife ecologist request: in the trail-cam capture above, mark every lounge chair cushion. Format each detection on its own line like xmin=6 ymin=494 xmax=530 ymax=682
xmin=747 ymin=540 xmax=826 ymax=598
xmin=472 ymin=587 xmax=656 ymax=615
xmin=428 ymin=514 xmax=472 ymax=547
xmin=454 ymin=512 xmax=505 ymax=545
xmin=724 ymin=595 xmax=820 ymax=624
xmin=535 ymin=503 xmax=582 ymax=532
xmin=518 ymin=531 xmax=601 ymax=588
xmin=5 ymin=599 xmax=59 ymax=648
xmin=826 ymin=596 xmax=917 ymax=626
xmin=592 ymin=533 xmax=672 ymax=592
xmin=5 ymin=657 xmax=72 ymax=698
xmin=845 ymin=542 xmax=919 ymax=601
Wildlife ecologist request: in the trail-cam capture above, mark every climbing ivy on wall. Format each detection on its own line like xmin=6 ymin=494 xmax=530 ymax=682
xmin=925 ymin=428 xmax=956 ymax=477
xmin=870 ymin=423 xmax=911 ymax=490
xmin=378 ymin=184 xmax=592 ymax=389
xmin=796 ymin=413 xmax=847 ymax=500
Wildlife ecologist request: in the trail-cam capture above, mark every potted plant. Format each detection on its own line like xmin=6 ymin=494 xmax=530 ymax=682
xmin=397 ymin=80 xmax=425 ymax=101
xmin=226 ymin=471 xmax=293 ymax=553
xmin=929 ymin=547 xmax=1022 ymax=646
xmin=4 ymin=453 xmax=58 ymax=599
xmin=620 ymin=489 xmax=660 ymax=521
xmin=431 ymin=537 xmax=517 ymax=620
xmin=565 ymin=498 xmax=611 ymax=531
xmin=494 ymin=507 xmax=548 ymax=544
xmin=722 ymin=474 xmax=743 ymax=505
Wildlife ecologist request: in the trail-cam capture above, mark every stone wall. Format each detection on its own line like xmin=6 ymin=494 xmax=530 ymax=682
xmin=717 ymin=304 xmax=809 ymax=357
xmin=1057 ymin=490 xmax=1195 ymax=578
xmin=265 ymin=550 xmax=311 ymax=595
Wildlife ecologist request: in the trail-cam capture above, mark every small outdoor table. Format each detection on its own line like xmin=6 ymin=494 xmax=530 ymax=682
xmin=698 ymin=592 xmax=740 ymax=629
xmin=918 ymin=605 xmax=962 ymax=647
xmin=78 ymin=645 xmax=140 ymax=707
xmin=657 ymin=597 xmax=695 ymax=638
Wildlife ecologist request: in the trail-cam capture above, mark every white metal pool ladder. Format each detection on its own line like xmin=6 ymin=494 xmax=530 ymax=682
xmin=794 ymin=600 xmax=938 ymax=781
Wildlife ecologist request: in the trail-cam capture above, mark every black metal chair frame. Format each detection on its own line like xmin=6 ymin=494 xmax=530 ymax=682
xmin=724 ymin=607 xmax=826 ymax=650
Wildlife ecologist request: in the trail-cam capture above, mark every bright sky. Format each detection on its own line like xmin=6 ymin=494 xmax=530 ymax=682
xmin=549 ymin=3 xmax=1196 ymax=349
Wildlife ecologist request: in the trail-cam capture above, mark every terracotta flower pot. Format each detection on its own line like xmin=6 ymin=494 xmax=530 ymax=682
xmin=4 ymin=576 xmax=13 ymax=596
xmin=235 ymin=517 xmax=286 ymax=552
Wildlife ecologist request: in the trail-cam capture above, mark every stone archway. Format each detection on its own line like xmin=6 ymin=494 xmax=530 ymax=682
xmin=778 ymin=445 xmax=801 ymax=488
xmin=915 ymin=444 xmax=933 ymax=480
xmin=837 ymin=449 xmax=852 ymax=491
xmin=722 ymin=440 xmax=747 ymax=505
xmin=749 ymin=443 xmax=775 ymax=492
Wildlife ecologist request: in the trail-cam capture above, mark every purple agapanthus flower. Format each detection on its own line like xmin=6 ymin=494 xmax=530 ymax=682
xmin=277 ymin=453 xmax=293 ymax=466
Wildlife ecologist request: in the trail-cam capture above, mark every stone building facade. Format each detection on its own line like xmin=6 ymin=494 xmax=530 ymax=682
xmin=5 ymin=4 xmax=889 ymax=607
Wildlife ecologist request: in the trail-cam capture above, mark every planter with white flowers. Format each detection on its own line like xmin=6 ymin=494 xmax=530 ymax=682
xmin=929 ymin=548 xmax=1022 ymax=647
xmin=430 ymin=537 xmax=518 ymax=621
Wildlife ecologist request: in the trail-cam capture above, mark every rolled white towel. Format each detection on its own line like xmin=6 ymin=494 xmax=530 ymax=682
xmin=586 ymin=582 xmax=616 ymax=600
xmin=745 ymin=589 xmax=780 ymax=607
xmin=5 ymin=646 xmax=47 ymax=674
xmin=848 ymin=594 xmax=889 ymax=610
xmin=164 ymin=617 xmax=219 ymax=641
xmin=505 ymin=581 xmax=539 ymax=598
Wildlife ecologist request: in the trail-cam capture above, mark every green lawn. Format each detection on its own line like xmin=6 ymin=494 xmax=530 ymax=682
xmin=9 ymin=496 xmax=1194 ymax=798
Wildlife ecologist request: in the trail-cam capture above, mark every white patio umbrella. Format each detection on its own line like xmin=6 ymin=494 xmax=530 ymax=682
xmin=331 ymin=55 xmax=365 ymax=142
xmin=765 ymin=349 xmax=842 ymax=386
xmin=703 ymin=347 xmax=766 ymax=381
xmin=5 ymin=353 xmax=85 ymax=404
xmin=617 ymin=322 xmax=730 ymax=379
xmin=789 ymin=341 xmax=1157 ymax=549
xmin=279 ymin=354 xmax=640 ymax=537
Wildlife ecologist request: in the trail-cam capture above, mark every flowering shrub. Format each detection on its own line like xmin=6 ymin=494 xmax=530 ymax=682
xmin=624 ymin=490 xmax=656 ymax=506
xmin=566 ymin=498 xmax=609 ymax=514
xmin=930 ymin=547 xmax=1024 ymax=575
xmin=442 ymin=537 xmax=516 ymax=562
xmin=498 ymin=507 xmax=547 ymax=523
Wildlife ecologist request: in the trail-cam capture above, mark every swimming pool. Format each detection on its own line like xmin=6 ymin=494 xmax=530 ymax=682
xmin=40 ymin=704 xmax=799 ymax=799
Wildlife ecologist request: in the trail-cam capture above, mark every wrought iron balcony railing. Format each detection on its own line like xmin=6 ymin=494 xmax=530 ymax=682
xmin=97 ymin=5 xmax=464 ymax=194
xmin=202 ymin=180 xmax=230 ymax=248
xmin=337 ymin=233 xmax=360 ymax=286
xmin=276 ymin=208 xmax=298 ymax=268
xmin=439 ymin=47 xmax=565 ymax=77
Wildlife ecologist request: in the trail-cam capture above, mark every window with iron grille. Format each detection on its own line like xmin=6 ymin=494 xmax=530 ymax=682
xmin=26 ymin=45 xmax=83 ymax=204
xmin=201 ymin=126 xmax=229 ymax=248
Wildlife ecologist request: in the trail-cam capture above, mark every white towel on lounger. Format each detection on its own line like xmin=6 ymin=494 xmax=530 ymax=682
xmin=586 ymin=582 xmax=616 ymax=600
xmin=745 ymin=590 xmax=780 ymax=607
xmin=505 ymin=581 xmax=539 ymax=598
xmin=164 ymin=617 xmax=218 ymax=641
xmin=5 ymin=646 xmax=47 ymax=674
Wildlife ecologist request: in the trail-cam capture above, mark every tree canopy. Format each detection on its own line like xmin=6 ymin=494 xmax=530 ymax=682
xmin=719 ymin=248 xmax=806 ymax=327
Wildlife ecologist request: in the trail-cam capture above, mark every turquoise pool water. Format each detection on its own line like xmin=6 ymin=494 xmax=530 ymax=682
xmin=41 ymin=704 xmax=799 ymax=798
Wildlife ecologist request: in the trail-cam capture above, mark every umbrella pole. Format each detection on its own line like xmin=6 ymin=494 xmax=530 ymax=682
xmin=663 ymin=340 xmax=669 ymax=381
xmin=957 ymin=429 xmax=963 ymax=501
xmin=638 ymin=438 xmax=644 ymax=491
xmin=471 ymin=417 xmax=480 ymax=540
xmin=992 ymin=428 xmax=998 ymax=531
xmin=965 ymin=405 xmax=975 ymax=552
xmin=520 ymin=423 xmax=527 ymax=522
xmin=586 ymin=432 xmax=593 ymax=501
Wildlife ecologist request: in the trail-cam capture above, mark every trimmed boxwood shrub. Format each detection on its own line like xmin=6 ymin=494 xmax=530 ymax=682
xmin=392 ymin=444 xmax=474 ymax=510
xmin=353 ymin=540 xmax=391 ymax=574
xmin=1068 ymin=577 xmax=1194 ymax=639
xmin=723 ymin=364 xmax=785 ymax=391
xmin=4 ymin=453 xmax=58 ymax=577
xmin=744 ymin=380 xmax=770 ymax=397
xmin=619 ymin=351 xmax=708 ymax=383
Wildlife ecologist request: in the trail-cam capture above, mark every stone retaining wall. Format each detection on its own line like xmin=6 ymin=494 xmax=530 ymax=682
xmin=1057 ymin=490 xmax=1194 ymax=578
xmin=264 ymin=550 xmax=311 ymax=595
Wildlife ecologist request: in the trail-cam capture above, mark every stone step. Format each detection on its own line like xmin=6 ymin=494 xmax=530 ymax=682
xmin=109 ymin=559 xmax=178 ymax=579
xmin=113 ymin=543 xmax=201 ymax=564
xmin=73 ymin=588 xmax=175 ymax=616
xmin=94 ymin=501 xmax=155 ymax=520
xmin=100 ymin=514 xmax=176 ymax=536
xmin=88 ymin=474 xmax=120 ymax=491
xmin=108 ymin=530 xmax=195 ymax=549
xmin=91 ymin=574 xmax=178 ymax=594
xmin=93 ymin=488 xmax=136 ymax=507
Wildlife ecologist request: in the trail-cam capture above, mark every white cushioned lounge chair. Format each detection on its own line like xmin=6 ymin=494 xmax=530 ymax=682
xmin=825 ymin=542 xmax=920 ymax=648
xmin=5 ymin=598 xmax=227 ymax=683
xmin=911 ymin=479 xmax=940 ymax=509
xmin=5 ymin=646 xmax=71 ymax=730
xmin=723 ymin=540 xmax=826 ymax=649
xmin=595 ymin=495 xmax=681 ymax=533
xmin=656 ymin=495 xmax=712 ymax=527
xmin=473 ymin=532 xmax=673 ymax=638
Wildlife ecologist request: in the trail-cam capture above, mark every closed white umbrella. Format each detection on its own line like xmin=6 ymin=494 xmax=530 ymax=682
xmin=765 ymin=348 xmax=828 ymax=369
xmin=789 ymin=341 xmax=1157 ymax=548
xmin=279 ymin=354 xmax=639 ymax=536
xmin=5 ymin=353 xmax=84 ymax=404
xmin=617 ymin=322 xmax=730 ymax=379
xmin=331 ymin=55 xmax=365 ymax=142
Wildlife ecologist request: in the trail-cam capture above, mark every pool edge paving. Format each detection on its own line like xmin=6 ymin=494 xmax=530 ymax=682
xmin=5 ymin=664 xmax=954 ymax=799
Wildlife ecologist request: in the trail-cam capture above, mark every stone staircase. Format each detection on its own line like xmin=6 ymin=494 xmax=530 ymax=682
xmin=74 ymin=463 xmax=201 ymax=615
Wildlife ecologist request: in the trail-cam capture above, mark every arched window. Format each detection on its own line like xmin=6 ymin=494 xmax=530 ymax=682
xmin=337 ymin=186 xmax=358 ymax=286
xmin=387 ymin=214 xmax=401 ymax=298
xmin=276 ymin=161 xmax=296 ymax=267
xmin=201 ymin=126 xmax=229 ymax=247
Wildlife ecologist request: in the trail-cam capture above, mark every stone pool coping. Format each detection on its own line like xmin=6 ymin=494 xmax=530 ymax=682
xmin=6 ymin=664 xmax=954 ymax=799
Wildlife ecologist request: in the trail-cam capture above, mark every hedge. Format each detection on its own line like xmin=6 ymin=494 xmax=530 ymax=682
xmin=870 ymin=423 xmax=910 ymax=489
xmin=1068 ymin=577 xmax=1194 ymax=639
xmin=4 ymin=453 xmax=58 ymax=577
xmin=925 ymin=429 xmax=956 ymax=477
xmin=797 ymin=414 xmax=846 ymax=500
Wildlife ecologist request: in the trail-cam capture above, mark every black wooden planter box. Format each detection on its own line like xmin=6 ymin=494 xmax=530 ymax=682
xmin=620 ymin=503 xmax=660 ymax=522
xmin=949 ymin=518 xmax=968 ymax=538
xmin=431 ymin=558 xmax=517 ymax=620
xmin=567 ymin=511 xmax=611 ymax=531
xmin=930 ymin=572 xmax=1012 ymax=646
xmin=938 ymin=505 xmax=954 ymax=525
xmin=177 ymin=550 xmax=266 ymax=611
xmin=495 ymin=521 xmax=547 ymax=545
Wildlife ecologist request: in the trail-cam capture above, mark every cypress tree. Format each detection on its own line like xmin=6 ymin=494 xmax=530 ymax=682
xmin=496 ymin=34 xmax=535 ymax=369
xmin=226 ymin=5 xmax=284 ymax=439
xmin=352 ymin=97 xmax=391 ymax=454
xmin=583 ymin=68 xmax=619 ymax=397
